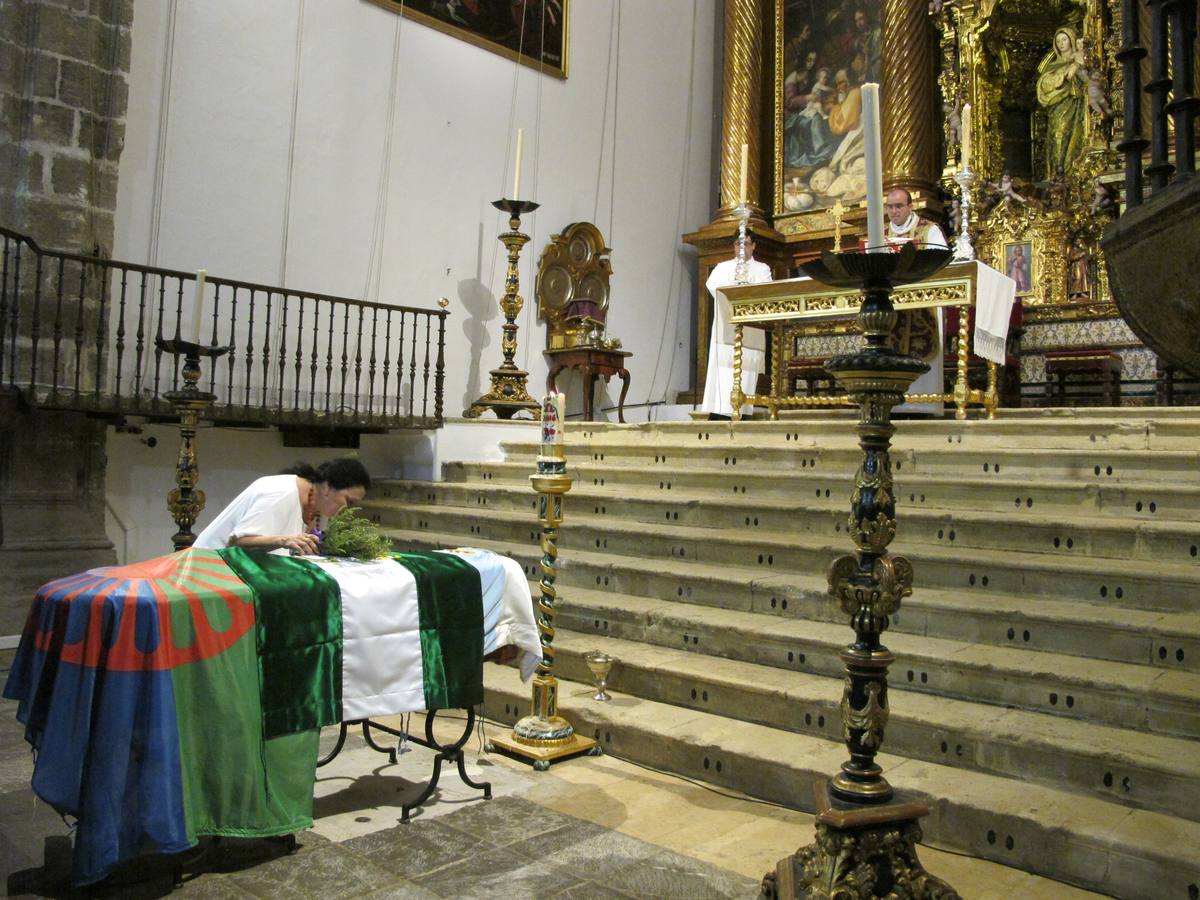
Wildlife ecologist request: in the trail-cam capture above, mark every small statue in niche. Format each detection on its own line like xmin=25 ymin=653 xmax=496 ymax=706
xmin=1066 ymin=240 xmax=1093 ymax=301
xmin=945 ymin=95 xmax=962 ymax=150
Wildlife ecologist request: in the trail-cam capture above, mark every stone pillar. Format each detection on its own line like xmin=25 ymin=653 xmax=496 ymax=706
xmin=715 ymin=0 xmax=766 ymax=224
xmin=881 ymin=0 xmax=939 ymax=203
xmin=0 ymin=0 xmax=133 ymax=632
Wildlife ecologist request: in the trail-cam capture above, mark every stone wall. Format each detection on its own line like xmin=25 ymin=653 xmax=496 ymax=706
xmin=0 ymin=0 xmax=134 ymax=633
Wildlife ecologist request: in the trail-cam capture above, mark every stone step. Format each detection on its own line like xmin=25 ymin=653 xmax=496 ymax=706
xmin=548 ymin=580 xmax=1200 ymax=742
xmin=375 ymin=500 xmax=1200 ymax=614
xmin=482 ymin=663 xmax=1200 ymax=900
xmin=376 ymin=518 xmax=1200 ymax=673
xmin=381 ymin=529 xmax=1200 ymax=739
xmin=377 ymin=478 xmax=1200 ymax=565
xmin=538 ymin=628 xmax=1200 ymax=824
xmin=498 ymin=438 xmax=1200 ymax=485
xmin=442 ymin=459 xmax=1200 ymax=524
xmin=561 ymin=411 xmax=1200 ymax=452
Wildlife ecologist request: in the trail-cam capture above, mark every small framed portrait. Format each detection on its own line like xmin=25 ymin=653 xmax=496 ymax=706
xmin=1003 ymin=240 xmax=1034 ymax=296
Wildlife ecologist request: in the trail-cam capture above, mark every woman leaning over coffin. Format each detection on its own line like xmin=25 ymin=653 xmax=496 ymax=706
xmin=192 ymin=457 xmax=371 ymax=554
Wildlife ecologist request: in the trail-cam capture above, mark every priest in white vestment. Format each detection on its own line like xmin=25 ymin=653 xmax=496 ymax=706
xmin=884 ymin=188 xmax=947 ymax=414
xmin=702 ymin=233 xmax=773 ymax=419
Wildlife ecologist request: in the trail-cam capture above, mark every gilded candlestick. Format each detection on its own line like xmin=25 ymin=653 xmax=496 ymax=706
xmin=464 ymin=199 xmax=542 ymax=420
xmin=156 ymin=338 xmax=230 ymax=550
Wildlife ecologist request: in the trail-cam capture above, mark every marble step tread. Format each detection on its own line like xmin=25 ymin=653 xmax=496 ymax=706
xmin=382 ymin=526 xmax=1200 ymax=662
xmin=542 ymin=627 xmax=1200 ymax=819
xmin=482 ymin=663 xmax=1200 ymax=900
xmin=543 ymin=579 xmax=1200 ymax=711
xmin=438 ymin=460 xmax=1200 ymax=516
xmin=496 ymin=441 xmax=1200 ymax=482
xmin=381 ymin=499 xmax=1200 ymax=587
xmin=377 ymin=477 xmax=1200 ymax=537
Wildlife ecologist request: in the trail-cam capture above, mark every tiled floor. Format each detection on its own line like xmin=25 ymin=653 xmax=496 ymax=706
xmin=0 ymin=678 xmax=1105 ymax=899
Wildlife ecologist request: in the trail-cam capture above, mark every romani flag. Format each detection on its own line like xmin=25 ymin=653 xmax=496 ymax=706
xmin=3 ymin=546 xmax=521 ymax=886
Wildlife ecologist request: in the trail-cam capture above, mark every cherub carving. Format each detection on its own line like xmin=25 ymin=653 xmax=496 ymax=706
xmin=1085 ymin=69 xmax=1113 ymax=119
xmin=1091 ymin=179 xmax=1117 ymax=216
xmin=945 ymin=95 xmax=962 ymax=150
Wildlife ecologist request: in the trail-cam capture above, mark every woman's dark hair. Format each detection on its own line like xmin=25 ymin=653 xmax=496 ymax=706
xmin=281 ymin=462 xmax=319 ymax=481
xmin=315 ymin=457 xmax=371 ymax=491
xmin=281 ymin=457 xmax=370 ymax=491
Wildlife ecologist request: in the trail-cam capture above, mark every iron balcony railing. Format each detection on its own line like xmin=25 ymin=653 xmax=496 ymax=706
xmin=0 ymin=227 xmax=448 ymax=429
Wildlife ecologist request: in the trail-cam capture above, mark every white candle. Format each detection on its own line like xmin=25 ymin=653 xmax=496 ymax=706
xmin=738 ymin=142 xmax=749 ymax=206
xmin=512 ymin=128 xmax=524 ymax=200
xmin=190 ymin=269 xmax=207 ymax=344
xmin=540 ymin=391 xmax=565 ymax=449
xmin=861 ymin=83 xmax=885 ymax=253
xmin=961 ymin=103 xmax=972 ymax=170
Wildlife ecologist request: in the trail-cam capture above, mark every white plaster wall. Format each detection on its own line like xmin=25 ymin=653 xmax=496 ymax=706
xmin=114 ymin=1 xmax=719 ymax=419
xmin=105 ymin=419 xmax=539 ymax=563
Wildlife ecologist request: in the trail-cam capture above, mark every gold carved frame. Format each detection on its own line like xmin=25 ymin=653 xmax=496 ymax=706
xmin=368 ymin=0 xmax=569 ymax=80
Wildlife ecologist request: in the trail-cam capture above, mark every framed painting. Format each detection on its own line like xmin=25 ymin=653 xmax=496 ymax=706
xmin=1003 ymin=240 xmax=1035 ymax=297
xmin=369 ymin=0 xmax=568 ymax=79
xmin=773 ymin=0 xmax=882 ymax=225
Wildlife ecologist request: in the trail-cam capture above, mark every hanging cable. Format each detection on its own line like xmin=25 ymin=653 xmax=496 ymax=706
xmin=643 ymin=5 xmax=700 ymax=409
xmin=520 ymin=2 xmax=551 ymax=375
xmin=362 ymin=8 xmax=405 ymax=304
xmin=591 ymin=7 xmax=619 ymax=227
xmin=277 ymin=0 xmax=305 ymax=288
xmin=606 ymin=2 xmax=622 ymax=246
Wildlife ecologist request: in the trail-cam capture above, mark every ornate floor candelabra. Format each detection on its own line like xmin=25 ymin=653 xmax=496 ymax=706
xmin=762 ymin=244 xmax=960 ymax=900
xmin=155 ymin=338 xmax=230 ymax=550
xmin=486 ymin=399 xmax=599 ymax=769
xmin=464 ymin=199 xmax=542 ymax=420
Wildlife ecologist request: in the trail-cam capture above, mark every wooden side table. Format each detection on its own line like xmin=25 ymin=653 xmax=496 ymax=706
xmin=1044 ymin=349 xmax=1123 ymax=406
xmin=545 ymin=347 xmax=632 ymax=422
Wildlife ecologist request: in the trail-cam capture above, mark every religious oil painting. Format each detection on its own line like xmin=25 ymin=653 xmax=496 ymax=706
xmin=1004 ymin=241 xmax=1034 ymax=297
xmin=775 ymin=0 xmax=882 ymax=219
xmin=369 ymin=0 xmax=568 ymax=79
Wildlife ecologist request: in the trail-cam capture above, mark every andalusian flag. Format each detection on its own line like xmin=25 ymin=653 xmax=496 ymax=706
xmin=3 ymin=546 xmax=526 ymax=886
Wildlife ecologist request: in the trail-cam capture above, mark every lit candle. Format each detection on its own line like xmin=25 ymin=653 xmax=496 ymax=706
xmin=961 ymin=103 xmax=972 ymax=170
xmin=540 ymin=391 xmax=565 ymax=451
xmin=512 ymin=128 xmax=524 ymax=200
xmin=861 ymin=83 xmax=885 ymax=253
xmin=738 ymin=142 xmax=749 ymax=206
xmin=190 ymin=269 xmax=207 ymax=344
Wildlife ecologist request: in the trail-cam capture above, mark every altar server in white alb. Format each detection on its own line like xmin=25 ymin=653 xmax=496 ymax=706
xmin=884 ymin=188 xmax=948 ymax=413
xmin=702 ymin=232 xmax=774 ymax=419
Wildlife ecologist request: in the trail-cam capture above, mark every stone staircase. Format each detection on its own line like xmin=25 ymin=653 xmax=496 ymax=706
xmin=365 ymin=409 xmax=1200 ymax=900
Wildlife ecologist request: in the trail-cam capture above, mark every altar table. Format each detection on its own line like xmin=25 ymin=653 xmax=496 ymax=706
xmin=719 ymin=260 xmax=1017 ymax=420
xmin=2 ymin=547 xmax=540 ymax=885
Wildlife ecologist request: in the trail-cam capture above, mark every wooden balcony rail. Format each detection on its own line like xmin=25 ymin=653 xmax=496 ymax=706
xmin=0 ymin=227 xmax=448 ymax=431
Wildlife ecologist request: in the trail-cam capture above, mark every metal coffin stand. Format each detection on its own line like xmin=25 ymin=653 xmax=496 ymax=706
xmin=317 ymin=708 xmax=492 ymax=823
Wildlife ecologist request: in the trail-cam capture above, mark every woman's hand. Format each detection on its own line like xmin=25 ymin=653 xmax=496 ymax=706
xmin=279 ymin=533 xmax=321 ymax=555
xmin=233 ymin=533 xmax=321 ymax=554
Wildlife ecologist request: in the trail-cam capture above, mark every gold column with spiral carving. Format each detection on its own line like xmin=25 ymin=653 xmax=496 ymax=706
xmin=716 ymin=0 xmax=766 ymax=224
xmin=881 ymin=0 xmax=939 ymax=202
xmin=485 ymin=398 xmax=599 ymax=770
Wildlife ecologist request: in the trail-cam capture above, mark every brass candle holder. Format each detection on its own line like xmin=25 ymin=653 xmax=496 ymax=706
xmin=486 ymin=397 xmax=599 ymax=769
xmin=763 ymin=244 xmax=960 ymax=899
xmin=463 ymin=199 xmax=542 ymax=420
xmin=156 ymin=338 xmax=230 ymax=550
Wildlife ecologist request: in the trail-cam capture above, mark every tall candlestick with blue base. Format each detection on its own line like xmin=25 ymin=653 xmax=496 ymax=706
xmin=486 ymin=393 xmax=600 ymax=769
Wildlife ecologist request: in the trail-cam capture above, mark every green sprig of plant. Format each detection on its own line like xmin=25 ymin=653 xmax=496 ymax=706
xmin=319 ymin=507 xmax=393 ymax=560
